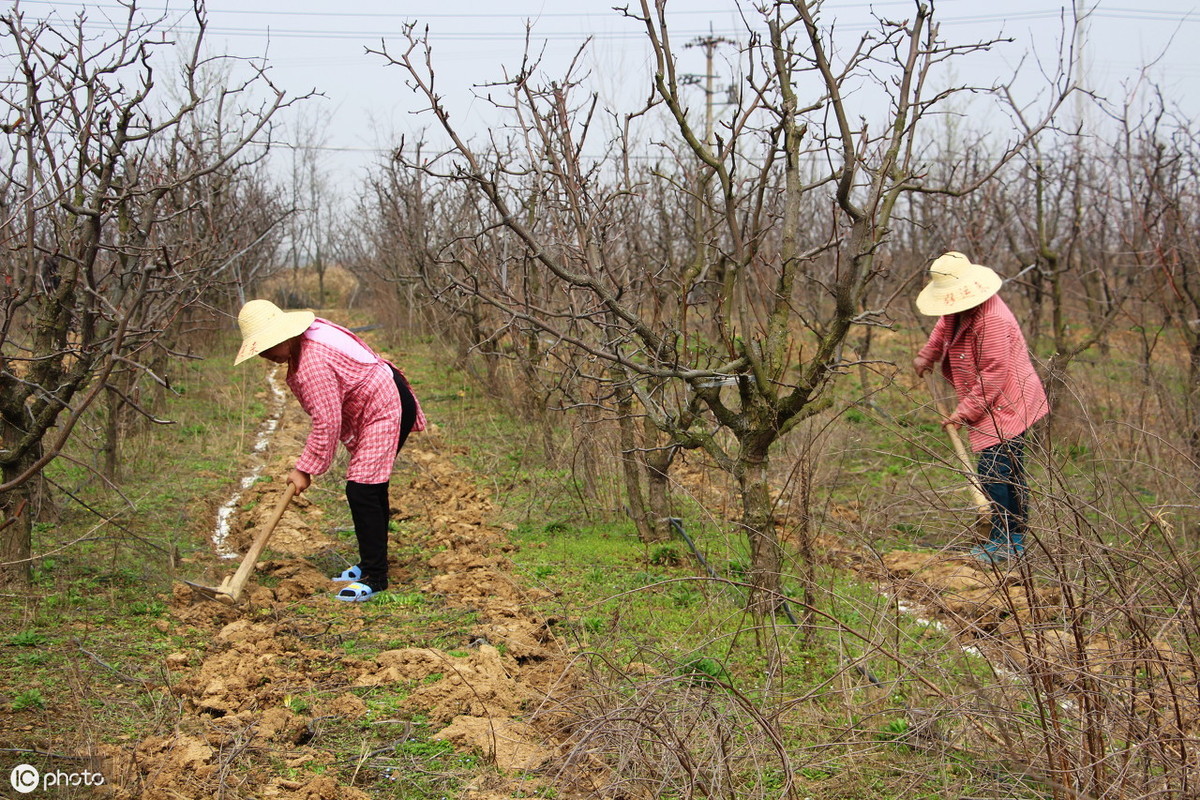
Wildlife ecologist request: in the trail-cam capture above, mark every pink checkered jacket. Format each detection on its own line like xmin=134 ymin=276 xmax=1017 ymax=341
xmin=917 ymin=295 xmax=1048 ymax=452
xmin=286 ymin=319 xmax=425 ymax=483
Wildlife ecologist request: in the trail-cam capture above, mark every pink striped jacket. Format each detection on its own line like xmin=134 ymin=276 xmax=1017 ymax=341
xmin=917 ymin=295 xmax=1048 ymax=452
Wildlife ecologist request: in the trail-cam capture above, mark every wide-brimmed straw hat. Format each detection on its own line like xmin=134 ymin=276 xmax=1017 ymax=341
xmin=234 ymin=299 xmax=315 ymax=365
xmin=915 ymin=251 xmax=1003 ymax=316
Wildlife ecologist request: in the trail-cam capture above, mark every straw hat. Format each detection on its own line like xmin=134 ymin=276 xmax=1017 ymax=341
xmin=915 ymin=251 xmax=1003 ymax=316
xmin=234 ymin=299 xmax=315 ymax=365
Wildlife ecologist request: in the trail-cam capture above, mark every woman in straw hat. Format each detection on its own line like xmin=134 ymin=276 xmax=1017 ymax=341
xmin=913 ymin=252 xmax=1048 ymax=564
xmin=235 ymin=299 xmax=425 ymax=601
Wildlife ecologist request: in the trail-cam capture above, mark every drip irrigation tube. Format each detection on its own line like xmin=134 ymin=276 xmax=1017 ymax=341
xmin=666 ymin=516 xmax=800 ymax=626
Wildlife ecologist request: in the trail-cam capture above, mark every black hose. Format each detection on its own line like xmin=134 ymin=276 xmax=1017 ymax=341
xmin=666 ymin=517 xmax=718 ymax=580
xmin=668 ymin=516 xmax=800 ymax=625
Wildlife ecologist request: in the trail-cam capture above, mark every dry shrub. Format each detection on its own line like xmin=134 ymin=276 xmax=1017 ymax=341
xmin=860 ymin=398 xmax=1200 ymax=798
xmin=981 ymin=467 xmax=1200 ymax=800
xmin=552 ymin=658 xmax=795 ymax=800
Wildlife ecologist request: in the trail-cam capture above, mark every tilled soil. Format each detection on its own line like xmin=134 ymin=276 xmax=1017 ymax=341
xmin=93 ymin=361 xmax=580 ymax=800
xmin=862 ymin=543 xmax=1196 ymax=720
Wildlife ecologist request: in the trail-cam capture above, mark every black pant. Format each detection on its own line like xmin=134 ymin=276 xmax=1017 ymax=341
xmin=346 ymin=480 xmax=390 ymax=591
xmin=345 ymin=367 xmax=417 ymax=592
xmin=392 ymin=365 xmax=418 ymax=450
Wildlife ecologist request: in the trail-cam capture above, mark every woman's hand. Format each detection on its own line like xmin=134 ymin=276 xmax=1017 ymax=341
xmin=287 ymin=468 xmax=312 ymax=494
xmin=941 ymin=414 xmax=967 ymax=432
xmin=913 ymin=355 xmax=933 ymax=377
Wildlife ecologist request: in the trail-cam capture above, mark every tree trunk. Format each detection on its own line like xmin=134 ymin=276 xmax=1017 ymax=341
xmin=103 ymin=383 xmax=124 ymax=484
xmin=1188 ymin=335 xmax=1200 ymax=464
xmin=737 ymin=438 xmax=782 ymax=617
xmin=1 ymin=417 xmax=35 ymax=588
xmin=316 ymin=254 xmax=326 ymax=307
xmin=617 ymin=393 xmax=675 ymax=543
xmin=617 ymin=390 xmax=654 ymax=542
xmin=0 ymin=486 xmax=32 ymax=589
xmin=854 ymin=324 xmax=874 ymax=400
xmin=792 ymin=449 xmax=816 ymax=636
xmin=643 ymin=414 xmax=674 ymax=542
xmin=1043 ymin=352 xmax=1071 ymax=443
xmin=574 ymin=403 xmax=601 ymax=505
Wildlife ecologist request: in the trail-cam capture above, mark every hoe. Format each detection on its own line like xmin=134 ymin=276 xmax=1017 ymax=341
xmin=924 ymin=373 xmax=992 ymax=535
xmin=183 ymin=482 xmax=297 ymax=605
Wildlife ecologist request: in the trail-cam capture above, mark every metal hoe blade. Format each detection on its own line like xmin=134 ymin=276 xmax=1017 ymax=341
xmin=180 ymin=578 xmax=237 ymax=606
xmin=179 ymin=482 xmax=297 ymax=607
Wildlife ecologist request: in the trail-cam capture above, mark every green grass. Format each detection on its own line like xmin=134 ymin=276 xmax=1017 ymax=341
xmin=7 ymin=630 xmax=49 ymax=647
xmin=11 ymin=688 xmax=46 ymax=711
xmin=408 ymin=343 xmax=1056 ymax=797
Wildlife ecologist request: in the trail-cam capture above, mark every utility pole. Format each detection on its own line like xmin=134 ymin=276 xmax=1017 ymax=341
xmin=680 ymin=28 xmax=736 ymax=306
xmin=683 ymin=29 xmax=735 ymax=148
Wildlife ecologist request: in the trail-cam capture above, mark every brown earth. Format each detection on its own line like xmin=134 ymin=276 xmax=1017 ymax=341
xmin=89 ymin=358 xmax=580 ymax=799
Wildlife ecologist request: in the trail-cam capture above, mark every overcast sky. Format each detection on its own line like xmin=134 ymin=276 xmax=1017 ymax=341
xmin=13 ymin=0 xmax=1200 ymax=193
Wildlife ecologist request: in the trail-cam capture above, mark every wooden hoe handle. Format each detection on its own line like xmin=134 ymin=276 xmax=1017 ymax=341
xmin=217 ymin=481 xmax=298 ymax=605
xmin=924 ymin=373 xmax=991 ymax=517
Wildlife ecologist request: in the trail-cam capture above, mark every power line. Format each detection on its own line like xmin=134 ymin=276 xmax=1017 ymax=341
xmin=0 ymin=0 xmax=742 ymax=18
xmin=12 ymin=0 xmax=915 ymax=18
xmin=12 ymin=1 xmax=1199 ymax=38
xmin=14 ymin=0 xmax=1200 ymax=21
xmin=39 ymin=12 xmax=1200 ymax=46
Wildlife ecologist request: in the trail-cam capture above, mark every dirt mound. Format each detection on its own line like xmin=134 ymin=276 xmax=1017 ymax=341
xmin=880 ymin=550 xmax=993 ymax=587
xmin=435 ymin=716 xmax=551 ymax=771
xmin=173 ymin=620 xmax=310 ymax=716
xmin=356 ymin=644 xmax=537 ymax=723
xmin=425 ymin=565 xmax=524 ymax=605
xmin=168 ymin=581 xmax=243 ymax=630
xmin=259 ymin=559 xmax=338 ymax=600
xmin=473 ymin=607 xmax=561 ymax=661
xmin=167 ymin=560 xmax=333 ymax=628
xmin=877 ymin=550 xmax=1062 ymax=632
xmin=95 ymin=729 xmax=370 ymax=800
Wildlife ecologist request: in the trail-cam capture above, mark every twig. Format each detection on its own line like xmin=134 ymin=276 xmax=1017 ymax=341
xmin=72 ymin=639 xmax=152 ymax=687
xmin=216 ymin=725 xmax=258 ymax=800
xmin=41 ymin=475 xmax=174 ymax=557
xmin=338 ymin=729 xmax=412 ymax=768
xmin=296 ymin=621 xmax=334 ymax=640
xmin=0 ymin=498 xmax=27 ymax=534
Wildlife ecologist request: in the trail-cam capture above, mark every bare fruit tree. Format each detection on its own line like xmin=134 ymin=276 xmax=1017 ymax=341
xmin=1116 ymin=100 xmax=1200 ymax=464
xmin=374 ymin=0 xmax=1075 ymax=617
xmin=0 ymin=2 xmax=294 ymax=587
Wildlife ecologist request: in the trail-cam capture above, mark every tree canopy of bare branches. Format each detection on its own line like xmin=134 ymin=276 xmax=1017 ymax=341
xmin=367 ymin=0 xmax=1077 ymax=617
xmin=0 ymin=1 xmax=296 ymax=586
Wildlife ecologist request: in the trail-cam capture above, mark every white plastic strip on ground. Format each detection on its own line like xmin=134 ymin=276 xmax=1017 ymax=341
xmin=895 ymin=594 xmax=1081 ymax=715
xmin=212 ymin=366 xmax=287 ymax=559
xmin=894 ymin=595 xmax=1023 ymax=684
